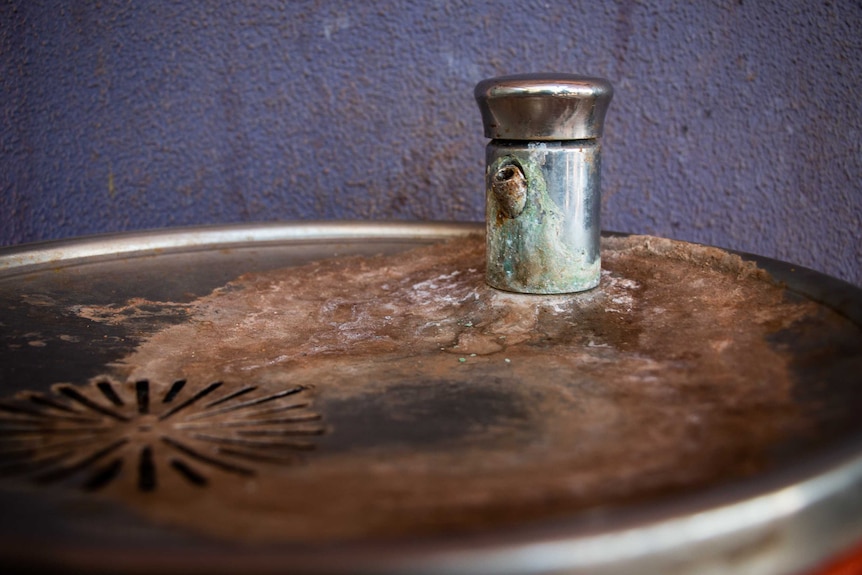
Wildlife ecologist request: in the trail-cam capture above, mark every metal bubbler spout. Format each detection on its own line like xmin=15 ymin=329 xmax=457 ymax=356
xmin=475 ymin=73 xmax=613 ymax=294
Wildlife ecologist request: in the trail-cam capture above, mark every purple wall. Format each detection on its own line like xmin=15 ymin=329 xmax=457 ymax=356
xmin=2 ymin=1 xmax=861 ymax=285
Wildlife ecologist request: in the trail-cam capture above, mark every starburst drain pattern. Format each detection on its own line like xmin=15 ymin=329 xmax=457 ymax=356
xmin=0 ymin=379 xmax=324 ymax=491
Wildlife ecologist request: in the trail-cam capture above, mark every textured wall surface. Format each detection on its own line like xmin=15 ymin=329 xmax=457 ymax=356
xmin=2 ymin=1 xmax=861 ymax=285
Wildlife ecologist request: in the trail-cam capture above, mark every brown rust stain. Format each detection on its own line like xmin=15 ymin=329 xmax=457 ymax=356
xmin=58 ymin=234 xmax=829 ymax=542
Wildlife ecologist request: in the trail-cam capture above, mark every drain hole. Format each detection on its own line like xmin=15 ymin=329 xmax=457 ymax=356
xmin=174 ymin=413 xmax=321 ymax=430
xmin=0 ymin=379 xmax=323 ymax=492
xmin=224 ymin=402 xmax=310 ymax=418
xmin=136 ymin=380 xmax=150 ymax=415
xmin=138 ymin=446 xmax=156 ymax=492
xmin=159 ymin=381 xmax=223 ymax=421
xmin=84 ymin=458 xmax=123 ymax=491
xmin=1 ymin=424 xmax=107 ymax=436
xmin=205 ymin=385 xmax=257 ymax=408
xmin=161 ymin=436 xmax=254 ymax=476
xmin=57 ymin=386 xmax=129 ymax=422
xmin=0 ymin=401 xmax=52 ymax=419
xmin=96 ymin=381 xmax=124 ymax=407
xmin=2 ymin=397 xmax=97 ymax=423
xmin=162 ymin=380 xmax=186 ymax=403
xmin=35 ymin=438 xmax=129 ymax=484
xmin=26 ymin=394 xmax=82 ymax=415
xmin=186 ymin=386 xmax=307 ymax=421
xmin=191 ymin=432 xmax=316 ymax=451
xmin=169 ymin=459 xmax=208 ymax=486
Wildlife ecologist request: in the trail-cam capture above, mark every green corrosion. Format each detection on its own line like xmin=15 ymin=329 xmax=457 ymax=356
xmin=485 ymin=151 xmax=599 ymax=294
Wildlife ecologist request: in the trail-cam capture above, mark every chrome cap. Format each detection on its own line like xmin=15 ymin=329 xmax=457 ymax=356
xmin=475 ymin=73 xmax=614 ymax=141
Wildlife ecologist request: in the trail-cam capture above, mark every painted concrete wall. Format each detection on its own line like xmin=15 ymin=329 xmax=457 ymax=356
xmin=2 ymin=1 xmax=861 ymax=285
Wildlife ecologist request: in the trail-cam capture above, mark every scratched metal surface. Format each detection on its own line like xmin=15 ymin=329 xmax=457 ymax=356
xmin=0 ymin=223 xmax=861 ymax=574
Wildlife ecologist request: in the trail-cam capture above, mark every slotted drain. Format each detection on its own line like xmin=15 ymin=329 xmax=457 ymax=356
xmin=0 ymin=378 xmax=324 ymax=492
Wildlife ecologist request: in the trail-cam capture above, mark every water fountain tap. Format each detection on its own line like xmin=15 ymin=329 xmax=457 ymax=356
xmin=475 ymin=73 xmax=613 ymax=294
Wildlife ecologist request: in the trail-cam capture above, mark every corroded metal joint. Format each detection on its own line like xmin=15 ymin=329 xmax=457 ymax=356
xmin=475 ymin=73 xmax=613 ymax=294
xmin=491 ymin=162 xmax=527 ymax=219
